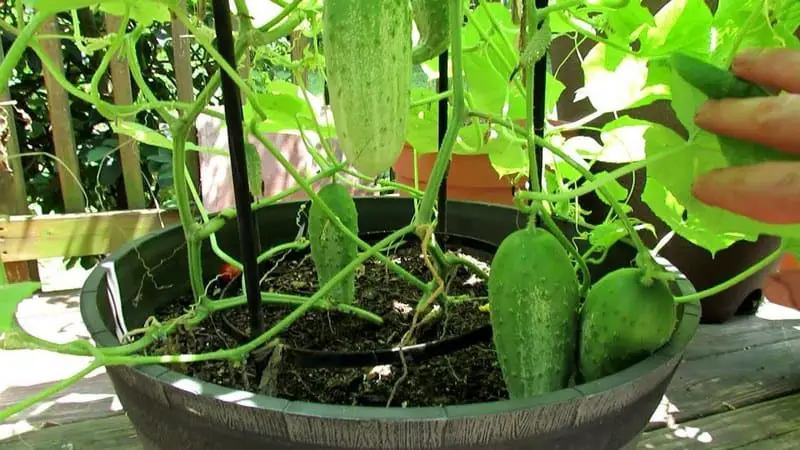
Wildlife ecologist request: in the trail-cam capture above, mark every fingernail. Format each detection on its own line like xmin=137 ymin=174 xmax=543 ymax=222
xmin=693 ymin=101 xmax=715 ymax=125
xmin=732 ymin=48 xmax=765 ymax=70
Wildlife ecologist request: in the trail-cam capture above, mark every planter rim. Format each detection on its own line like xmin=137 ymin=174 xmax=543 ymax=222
xmin=80 ymin=198 xmax=701 ymax=421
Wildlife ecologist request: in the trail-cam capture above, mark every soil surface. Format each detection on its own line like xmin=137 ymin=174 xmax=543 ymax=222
xmin=148 ymin=236 xmax=509 ymax=407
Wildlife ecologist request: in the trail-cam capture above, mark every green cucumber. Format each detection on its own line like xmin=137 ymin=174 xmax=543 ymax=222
xmin=578 ymin=267 xmax=676 ymax=383
xmin=308 ymin=183 xmax=359 ymax=305
xmin=669 ymin=52 xmax=800 ymax=167
xmin=323 ymin=0 xmax=413 ymax=178
xmin=411 ymin=0 xmax=450 ymax=64
xmin=488 ymin=227 xmax=581 ymax=398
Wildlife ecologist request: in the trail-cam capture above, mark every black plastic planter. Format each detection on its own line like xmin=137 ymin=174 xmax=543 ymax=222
xmin=80 ymin=198 xmax=700 ymax=450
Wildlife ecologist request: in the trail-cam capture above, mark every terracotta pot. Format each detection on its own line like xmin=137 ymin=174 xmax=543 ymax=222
xmin=393 ymin=143 xmax=526 ymax=205
xmin=780 ymin=253 xmax=799 ymax=271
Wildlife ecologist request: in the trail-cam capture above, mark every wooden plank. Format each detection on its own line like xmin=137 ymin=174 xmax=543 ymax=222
xmin=0 ymin=209 xmax=180 ymax=261
xmin=0 ymin=40 xmax=40 ymax=282
xmin=104 ymin=14 xmax=146 ymax=210
xmin=169 ymin=0 xmax=200 ymax=192
xmin=684 ymin=311 xmax=800 ymax=361
xmin=733 ymin=428 xmax=800 ymax=449
xmin=0 ymin=414 xmax=140 ymax=450
xmin=638 ymin=393 xmax=800 ymax=449
xmin=39 ymin=18 xmax=84 ymax=213
xmin=649 ymin=332 xmax=800 ymax=428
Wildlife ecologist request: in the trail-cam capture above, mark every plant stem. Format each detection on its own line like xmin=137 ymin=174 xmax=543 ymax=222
xmin=0 ymin=361 xmax=100 ymax=423
xmin=209 ymin=292 xmax=384 ymax=325
xmin=411 ymin=91 xmax=452 ymax=107
xmin=0 ymin=11 xmax=49 ymax=89
xmin=414 ymin=0 xmax=465 ymax=228
xmin=467 ymin=110 xmax=654 ymax=260
xmin=674 ymin=242 xmax=786 ymax=304
xmin=248 ymin=122 xmax=428 ymax=291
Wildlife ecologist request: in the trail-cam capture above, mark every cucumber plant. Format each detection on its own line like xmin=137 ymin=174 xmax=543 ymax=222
xmin=0 ymin=0 xmax=798 ymax=422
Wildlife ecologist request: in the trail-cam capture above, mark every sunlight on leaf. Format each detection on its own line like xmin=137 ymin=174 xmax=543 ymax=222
xmin=638 ymin=0 xmax=713 ymax=58
xmin=597 ymin=116 xmax=655 ymax=162
xmin=578 ymin=44 xmax=652 ymax=113
xmin=643 ymin=126 xmax=800 ymax=254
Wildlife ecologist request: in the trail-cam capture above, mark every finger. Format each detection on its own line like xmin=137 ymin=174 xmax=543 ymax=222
xmin=691 ymin=161 xmax=800 ymax=224
xmin=731 ymin=48 xmax=800 ymax=94
xmin=694 ymin=94 xmax=800 ymax=155
xmin=763 ymin=269 xmax=800 ymax=311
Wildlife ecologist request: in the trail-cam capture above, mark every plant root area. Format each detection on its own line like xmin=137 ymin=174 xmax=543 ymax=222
xmin=148 ymin=240 xmax=509 ymax=407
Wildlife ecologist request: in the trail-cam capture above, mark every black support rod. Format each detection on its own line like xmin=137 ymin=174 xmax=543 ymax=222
xmin=436 ymin=49 xmax=450 ymax=233
xmin=531 ymin=0 xmax=548 ymax=191
xmin=210 ymin=0 xmax=264 ymax=339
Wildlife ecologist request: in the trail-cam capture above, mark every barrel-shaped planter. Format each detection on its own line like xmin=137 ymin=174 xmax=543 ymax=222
xmin=80 ymin=198 xmax=700 ymax=450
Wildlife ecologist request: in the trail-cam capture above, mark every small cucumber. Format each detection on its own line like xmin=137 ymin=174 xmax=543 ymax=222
xmin=669 ymin=52 xmax=800 ymax=167
xmin=488 ymin=227 xmax=581 ymax=398
xmin=411 ymin=0 xmax=450 ymax=64
xmin=308 ymin=183 xmax=359 ymax=305
xmin=578 ymin=268 xmax=676 ymax=383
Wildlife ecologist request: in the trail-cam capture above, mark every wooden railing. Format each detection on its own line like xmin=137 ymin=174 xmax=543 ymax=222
xmin=0 ymin=7 xmax=197 ymax=282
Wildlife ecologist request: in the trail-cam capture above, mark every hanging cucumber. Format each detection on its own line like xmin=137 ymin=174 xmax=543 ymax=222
xmin=578 ymin=267 xmax=677 ymax=383
xmin=670 ymin=52 xmax=800 ymax=167
xmin=488 ymin=227 xmax=581 ymax=398
xmin=323 ymin=0 xmax=413 ymax=178
xmin=308 ymin=183 xmax=359 ymax=305
xmin=411 ymin=0 xmax=450 ymax=64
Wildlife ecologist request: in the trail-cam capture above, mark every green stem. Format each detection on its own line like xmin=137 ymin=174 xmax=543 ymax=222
xmin=411 ymin=91 xmax=452 ymax=107
xmin=414 ymin=0 xmax=465 ymax=228
xmin=257 ymin=240 xmax=308 ymax=264
xmin=209 ymin=292 xmax=383 ymax=325
xmin=0 ymin=11 xmax=49 ymax=89
xmin=248 ymin=122 xmax=428 ymax=291
xmin=171 ymin=129 xmax=205 ymax=302
xmin=538 ymin=209 xmax=592 ymax=296
xmin=89 ymin=9 xmax=131 ymax=100
xmin=674 ymin=242 xmax=786 ymax=304
xmin=468 ymin=110 xmax=653 ymax=261
xmin=0 ymin=361 xmax=101 ymax=423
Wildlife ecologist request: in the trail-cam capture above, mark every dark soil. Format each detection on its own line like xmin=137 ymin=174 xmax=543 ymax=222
xmin=147 ymin=237 xmax=509 ymax=407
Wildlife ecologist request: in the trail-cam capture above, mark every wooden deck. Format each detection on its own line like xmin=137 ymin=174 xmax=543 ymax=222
xmin=2 ymin=290 xmax=800 ymax=449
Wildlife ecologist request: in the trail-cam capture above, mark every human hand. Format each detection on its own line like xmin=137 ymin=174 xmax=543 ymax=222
xmin=691 ymin=47 xmax=800 ymax=224
xmin=689 ymin=48 xmax=800 ymax=311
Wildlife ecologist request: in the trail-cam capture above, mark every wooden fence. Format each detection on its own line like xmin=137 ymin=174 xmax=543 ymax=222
xmin=0 ymin=4 xmax=205 ymax=282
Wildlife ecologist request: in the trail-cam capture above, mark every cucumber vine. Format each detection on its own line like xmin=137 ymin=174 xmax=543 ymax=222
xmin=0 ymin=0 xmax=798 ymax=422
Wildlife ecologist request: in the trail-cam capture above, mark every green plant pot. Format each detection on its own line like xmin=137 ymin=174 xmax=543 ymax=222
xmin=79 ymin=197 xmax=700 ymax=450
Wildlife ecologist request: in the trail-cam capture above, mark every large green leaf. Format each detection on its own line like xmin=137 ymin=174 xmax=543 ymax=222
xmin=579 ymin=44 xmax=660 ymax=113
xmin=642 ymin=126 xmax=800 ymax=254
xmin=463 ymin=46 xmax=508 ymax=114
xmin=638 ymin=0 xmax=713 ymax=58
xmin=711 ymin=0 xmax=799 ymax=62
xmin=0 ymin=282 xmax=41 ymax=333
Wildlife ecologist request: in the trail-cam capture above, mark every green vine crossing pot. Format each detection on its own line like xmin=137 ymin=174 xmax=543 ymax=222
xmin=79 ymin=198 xmax=700 ymax=450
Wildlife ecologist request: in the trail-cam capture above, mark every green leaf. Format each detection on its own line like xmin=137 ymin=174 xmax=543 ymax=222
xmin=486 ymin=126 xmax=527 ymax=177
xmin=596 ymin=116 xmax=655 ymax=163
xmin=589 ymin=220 xmax=629 ymax=249
xmin=244 ymin=143 xmax=262 ymax=199
xmin=642 ymin=126 xmax=800 ymax=254
xmin=0 ymin=282 xmax=41 ymax=333
xmin=578 ymin=43 xmax=663 ymax=113
xmin=711 ymin=0 xmax=798 ymax=63
xmin=109 ymin=121 xmax=223 ymax=154
xmin=98 ymin=1 xmax=171 ymax=26
xmin=463 ymin=47 xmax=508 ymax=114
xmin=85 ymin=145 xmax=116 ymax=163
xmin=24 ymin=0 xmax=98 ymax=12
xmin=505 ymin=72 xmax=565 ymax=120
xmin=638 ymin=0 xmax=713 ymax=58
xmin=667 ymin=59 xmax=707 ymax=132
xmin=604 ymin=1 xmax=656 ymax=43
